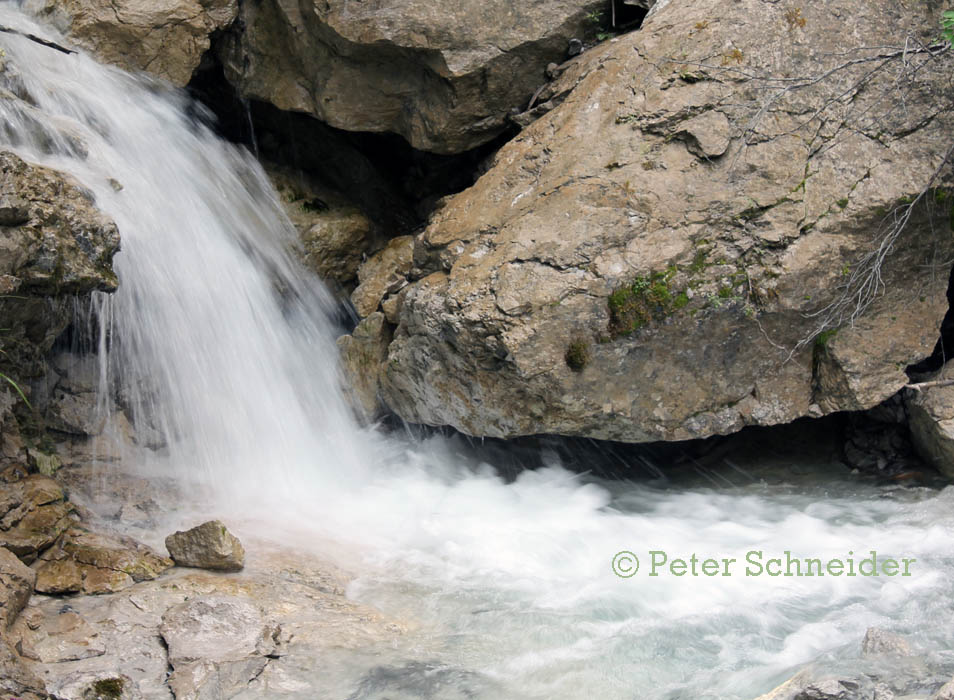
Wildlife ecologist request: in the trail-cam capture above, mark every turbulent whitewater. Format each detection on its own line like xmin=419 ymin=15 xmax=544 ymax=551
xmin=2 ymin=5 xmax=954 ymax=698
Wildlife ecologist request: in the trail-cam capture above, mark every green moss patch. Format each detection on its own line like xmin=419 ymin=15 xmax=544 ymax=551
xmin=608 ymin=267 xmax=679 ymax=337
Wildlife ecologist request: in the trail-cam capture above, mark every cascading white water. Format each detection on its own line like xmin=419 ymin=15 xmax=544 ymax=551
xmin=3 ymin=6 xmax=954 ymax=699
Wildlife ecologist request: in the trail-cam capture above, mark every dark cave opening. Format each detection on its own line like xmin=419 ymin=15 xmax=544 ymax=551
xmin=186 ymin=57 xmax=514 ymax=237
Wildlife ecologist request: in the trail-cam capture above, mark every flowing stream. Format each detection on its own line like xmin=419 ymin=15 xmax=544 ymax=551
xmin=2 ymin=6 xmax=954 ymax=698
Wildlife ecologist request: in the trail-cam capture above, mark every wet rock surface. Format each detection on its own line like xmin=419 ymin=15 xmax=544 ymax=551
xmin=906 ymin=362 xmax=954 ymax=479
xmin=23 ymin=0 xmax=238 ymax=86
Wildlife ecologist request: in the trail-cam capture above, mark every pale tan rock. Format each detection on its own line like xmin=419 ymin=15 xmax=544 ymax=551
xmin=0 ymin=475 xmax=73 ymax=562
xmin=165 ymin=520 xmax=245 ymax=572
xmin=337 ymin=312 xmax=393 ymax=421
xmin=351 ymin=236 xmax=415 ymax=318
xmin=24 ymin=0 xmax=238 ymax=86
xmin=34 ymin=525 xmax=173 ymax=595
xmin=18 ymin=610 xmax=106 ymax=663
xmin=218 ymin=0 xmax=607 ymax=153
xmin=369 ymin=0 xmax=954 ymax=443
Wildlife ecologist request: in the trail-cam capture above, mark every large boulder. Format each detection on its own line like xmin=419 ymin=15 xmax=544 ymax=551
xmin=359 ymin=0 xmax=954 ymax=442
xmin=217 ymin=0 xmax=607 ymax=153
xmin=23 ymin=0 xmax=238 ymax=86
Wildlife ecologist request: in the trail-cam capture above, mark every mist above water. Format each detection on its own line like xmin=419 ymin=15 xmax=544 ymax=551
xmin=2 ymin=6 xmax=954 ymax=698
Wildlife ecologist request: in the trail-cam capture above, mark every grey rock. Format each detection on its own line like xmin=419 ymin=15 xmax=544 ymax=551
xmin=0 ymin=545 xmax=34 ymax=628
xmin=0 ymin=195 xmax=30 ymax=226
xmin=567 ymin=38 xmax=584 ymax=57
xmin=18 ymin=610 xmax=107 ymax=663
xmin=861 ymin=627 xmax=913 ymax=657
xmin=160 ymin=595 xmax=280 ymax=700
xmin=0 ymin=637 xmax=46 ymax=700
xmin=0 ymin=152 xmax=119 ymax=398
xmin=48 ymin=672 xmax=141 ymax=700
xmin=906 ymin=362 xmax=954 ymax=478
xmin=165 ymin=520 xmax=245 ymax=572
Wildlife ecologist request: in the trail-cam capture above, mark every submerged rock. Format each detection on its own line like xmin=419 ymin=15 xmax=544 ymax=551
xmin=165 ymin=519 xmax=245 ymax=572
xmin=861 ymin=628 xmax=913 ymax=658
xmin=357 ymin=0 xmax=954 ymax=443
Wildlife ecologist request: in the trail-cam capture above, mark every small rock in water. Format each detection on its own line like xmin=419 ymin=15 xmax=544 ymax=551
xmin=165 ymin=520 xmax=245 ymax=572
xmin=936 ymin=679 xmax=954 ymax=700
xmin=861 ymin=627 xmax=913 ymax=657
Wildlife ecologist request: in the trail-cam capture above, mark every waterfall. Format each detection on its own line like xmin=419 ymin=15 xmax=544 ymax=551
xmin=3 ymin=6 xmax=954 ymax=699
xmin=0 ymin=5 xmax=374 ymax=508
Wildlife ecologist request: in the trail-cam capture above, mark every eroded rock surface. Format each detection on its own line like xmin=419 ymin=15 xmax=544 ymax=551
xmin=35 ymin=525 xmax=173 ymax=595
xmin=906 ymin=362 xmax=954 ymax=478
xmin=24 ymin=0 xmax=238 ymax=86
xmin=217 ymin=0 xmax=606 ymax=153
xmin=352 ymin=0 xmax=954 ymax=443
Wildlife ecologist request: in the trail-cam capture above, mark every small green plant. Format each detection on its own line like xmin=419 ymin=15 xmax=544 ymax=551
xmin=565 ymin=338 xmax=591 ymax=372
xmin=836 ymin=198 xmax=849 ymax=209
xmin=607 ymin=267 xmax=679 ymax=336
xmin=585 ymin=9 xmax=605 ymax=25
xmin=0 ymin=372 xmax=29 ymax=407
xmin=942 ymin=10 xmax=954 ymax=46
xmin=814 ymin=328 xmax=838 ymax=349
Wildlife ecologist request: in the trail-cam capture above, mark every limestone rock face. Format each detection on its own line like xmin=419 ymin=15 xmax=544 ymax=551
xmin=0 ymin=151 xmax=120 ymax=386
xmin=268 ymin=166 xmax=376 ymax=290
xmin=34 ymin=525 xmax=173 ymax=595
xmin=906 ymin=363 xmax=954 ymax=478
xmin=160 ymin=594 xmax=280 ymax=699
xmin=0 ymin=474 xmax=73 ymax=562
xmin=165 ymin=520 xmax=245 ymax=572
xmin=338 ymin=312 xmax=393 ymax=421
xmin=217 ymin=0 xmax=606 ymax=153
xmin=23 ymin=0 xmax=238 ymax=86
xmin=0 ymin=637 xmax=46 ymax=700
xmin=360 ymin=0 xmax=954 ymax=442
xmin=0 ymin=545 xmax=34 ymax=628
